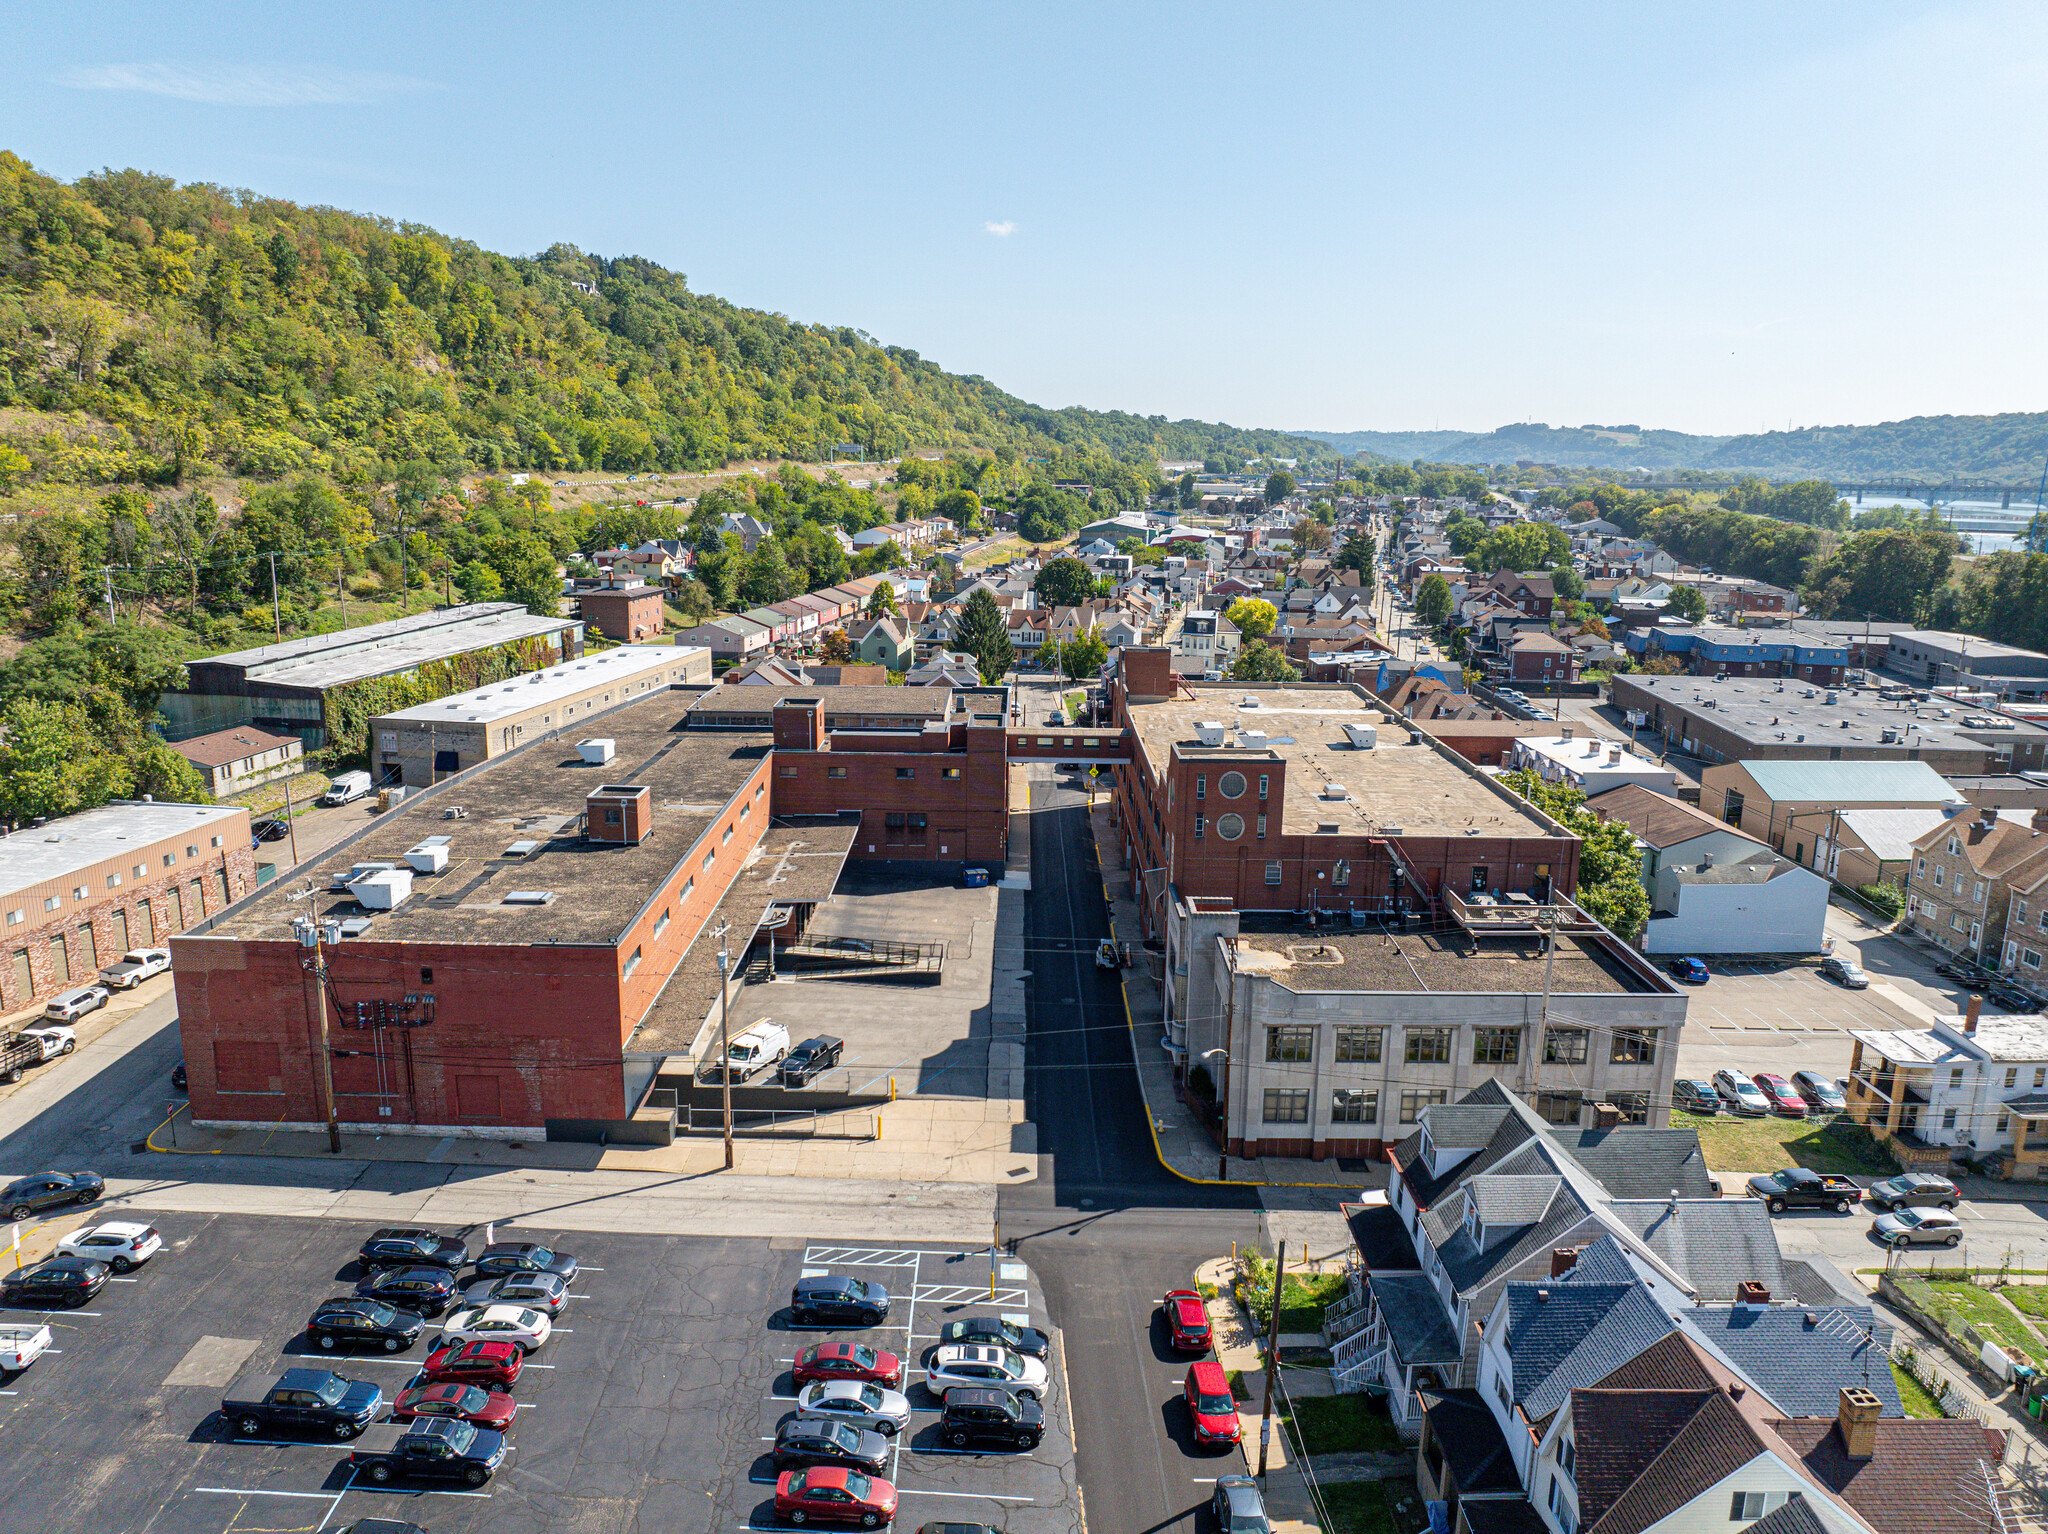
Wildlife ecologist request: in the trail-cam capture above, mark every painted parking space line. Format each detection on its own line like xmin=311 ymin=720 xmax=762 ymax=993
xmin=803 ymin=1247 xmax=926 ymax=1267
xmin=351 ymin=1485 xmax=493 ymax=1498
xmin=897 ymin=1488 xmax=1035 ymax=1502
xmin=194 ymin=1487 xmax=342 ymax=1500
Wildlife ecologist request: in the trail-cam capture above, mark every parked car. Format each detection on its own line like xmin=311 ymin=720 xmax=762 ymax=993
xmin=221 ymin=1368 xmax=383 ymax=1439
xmin=171 ymin=1060 xmax=187 ymax=1091
xmin=1672 ymin=1079 xmax=1722 ymax=1116
xmin=774 ymin=1466 xmax=898 ymax=1528
xmin=1872 ymin=1208 xmax=1964 ymax=1247
xmin=391 ymin=1381 xmax=518 ymax=1431
xmin=0 ymin=1256 xmax=108 ymax=1308
xmin=354 ymin=1266 xmax=462 ymax=1316
xmin=98 ymin=948 xmax=172 ymax=991
xmin=1162 ymin=1289 xmax=1213 ymax=1351
xmin=471 ymin=1241 xmax=577 ymax=1281
xmin=40 ymin=986 xmax=109 ymax=1023
xmin=306 ymin=1298 xmax=425 ymax=1353
xmin=1791 ymin=1071 xmax=1848 ymax=1114
xmin=348 ymin=1418 xmax=506 ymax=1487
xmin=790 ymin=1275 xmax=890 ymax=1327
xmin=1712 ymin=1070 xmax=1771 ymax=1117
xmin=436 ymin=1304 xmax=552 ymax=1353
xmin=1752 ymin=1073 xmax=1809 ymax=1117
xmin=1667 ymin=957 xmax=1711 ymax=985
xmin=20 ymin=1026 xmax=75 ymax=1061
xmin=420 ymin=1337 xmax=524 ymax=1388
xmin=781 ymin=1035 xmax=845 ymax=1086
xmin=793 ymin=1341 xmax=905 ymax=1389
xmin=359 ymin=1228 xmax=470 ymax=1271
xmin=772 ymin=1417 xmax=891 ymax=1475
xmin=924 ymin=1344 xmax=1048 ymax=1401
xmin=1213 ymin=1475 xmax=1273 ymax=1534
xmin=1747 ymin=1168 xmax=1860 ymax=1214
xmin=1866 ymin=1173 xmax=1960 ymax=1212
xmin=251 ymin=818 xmax=292 ymax=843
xmin=935 ymin=1316 xmax=1050 ymax=1361
xmin=56 ymin=1221 xmax=162 ymax=1271
xmin=937 ymin=1386 xmax=1044 ymax=1451
xmin=1183 ymin=1359 xmax=1242 ymax=1447
xmin=0 ymin=1169 xmax=103 ymax=1221
xmin=796 ymin=1379 xmax=913 ymax=1436
xmin=1818 ymin=955 xmax=1871 ymax=988
xmin=460 ymin=1271 xmax=568 ymax=1317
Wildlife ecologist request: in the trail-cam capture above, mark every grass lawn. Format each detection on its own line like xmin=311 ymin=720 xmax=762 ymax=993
xmin=1283 ymin=1393 xmax=1404 ymax=1456
xmin=1317 ymin=1479 xmax=1428 ymax=1534
xmin=1891 ymin=1361 xmax=1948 ymax=1418
xmin=1240 ymin=1262 xmax=1353 ymax=1334
xmin=225 ymin=770 xmax=334 ymax=820
xmin=1673 ymin=1110 xmax=1899 ymax=1175
xmin=1895 ymin=1276 xmax=2044 ymax=1359
xmin=1995 ymin=1285 xmax=2048 ymax=1323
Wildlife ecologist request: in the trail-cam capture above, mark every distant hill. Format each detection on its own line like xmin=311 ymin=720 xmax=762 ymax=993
xmin=1299 ymin=414 xmax=2048 ymax=482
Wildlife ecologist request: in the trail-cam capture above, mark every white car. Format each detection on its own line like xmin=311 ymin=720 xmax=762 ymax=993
xmin=923 ymin=1343 xmax=1049 ymax=1401
xmin=41 ymin=986 xmax=109 ymax=1023
xmin=57 ymin=1221 xmax=163 ymax=1272
xmin=796 ymin=1379 xmax=912 ymax=1435
xmin=0 ymin=1324 xmax=52 ymax=1373
xmin=437 ymin=1304 xmax=552 ymax=1353
xmin=98 ymin=948 xmax=170 ymax=991
xmin=20 ymin=1026 xmax=75 ymax=1062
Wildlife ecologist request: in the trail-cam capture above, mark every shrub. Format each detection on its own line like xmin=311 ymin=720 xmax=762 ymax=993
xmin=1857 ymin=882 xmax=1905 ymax=919
xmin=1188 ymin=1063 xmax=1216 ymax=1102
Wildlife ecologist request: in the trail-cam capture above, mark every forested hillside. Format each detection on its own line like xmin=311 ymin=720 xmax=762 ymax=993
xmin=0 ymin=152 xmax=1328 ymax=498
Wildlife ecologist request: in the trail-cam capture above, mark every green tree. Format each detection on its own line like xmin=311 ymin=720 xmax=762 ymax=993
xmin=1264 ymin=470 xmax=1297 ymax=505
xmin=866 ymin=580 xmax=899 ymax=617
xmin=1662 ymin=584 xmax=1708 ymax=623
xmin=1445 ymin=516 xmax=1487 ymax=556
xmin=1550 ymin=564 xmax=1585 ymax=602
xmin=483 ymin=533 xmax=561 ymax=616
xmin=1229 ymin=641 xmax=1300 ymax=682
xmin=1291 ymin=520 xmax=1332 ymax=553
xmin=1224 ymin=597 xmax=1278 ymax=638
xmin=1336 ymin=530 xmax=1375 ymax=581
xmin=1415 ymin=573 xmax=1454 ymax=626
xmin=1474 ymin=521 xmax=1569 ymax=574
xmin=1803 ymin=525 xmax=1960 ymax=625
xmin=955 ymin=586 xmax=1015 ymax=683
xmin=1034 ymin=557 xmax=1095 ymax=609
xmin=1060 ymin=625 xmax=1108 ymax=680
xmin=739 ymin=540 xmax=795 ymax=605
xmin=456 ymin=561 xmax=505 ymax=603
xmin=934 ymin=487 xmax=980 ymax=530
xmin=0 ymin=699 xmax=133 ymax=825
xmin=1499 ymin=769 xmax=1649 ymax=941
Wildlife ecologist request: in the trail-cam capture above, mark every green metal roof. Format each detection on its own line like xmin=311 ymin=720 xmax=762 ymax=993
xmin=1735 ymin=758 xmax=1962 ymax=803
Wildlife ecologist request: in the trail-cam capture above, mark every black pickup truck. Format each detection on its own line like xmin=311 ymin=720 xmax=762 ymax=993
xmin=222 ymin=1369 xmax=383 ymax=1439
xmin=348 ymin=1417 xmax=506 ymax=1485
xmin=1746 ymin=1167 xmax=1861 ymax=1214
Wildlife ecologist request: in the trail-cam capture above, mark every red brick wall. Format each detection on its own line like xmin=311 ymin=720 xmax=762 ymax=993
xmin=771 ymin=743 xmax=1007 ymax=864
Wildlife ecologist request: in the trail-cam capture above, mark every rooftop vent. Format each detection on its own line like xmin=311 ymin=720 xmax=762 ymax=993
xmin=579 ymin=738 xmax=616 ymax=765
xmin=503 ymin=889 xmax=556 ymax=906
xmin=334 ymin=916 xmax=374 ymax=940
xmin=1375 ymin=824 xmax=1405 ymax=835
xmin=503 ymin=839 xmax=542 ymax=859
xmin=1239 ymin=695 xmax=1261 ymax=709
xmin=1322 ymin=783 xmax=1348 ymax=801
xmin=1315 ymin=821 xmax=1341 ymax=834
xmin=1238 ymin=728 xmax=1269 ymax=749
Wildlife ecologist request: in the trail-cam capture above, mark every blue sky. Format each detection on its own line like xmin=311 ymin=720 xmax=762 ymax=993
xmin=7 ymin=2 xmax=2045 ymax=438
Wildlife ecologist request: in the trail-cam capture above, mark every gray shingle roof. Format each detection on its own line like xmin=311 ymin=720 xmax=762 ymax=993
xmin=1369 ymin=1273 xmax=1462 ymax=1365
xmin=1422 ymin=1105 xmax=1511 ymax=1147
xmin=1779 ymin=1258 xmax=1866 ymax=1310
xmin=1543 ymin=1128 xmax=1718 ymax=1200
xmin=1415 ymin=1388 xmax=1523 ymax=1496
xmin=1436 ymin=1186 xmax=1600 ymax=1297
xmin=1740 ymin=1497 xmax=1831 ymax=1534
xmin=1504 ymin=1282 xmax=1679 ymax=1421
xmin=1471 ymin=1175 xmax=1564 ymax=1229
xmin=1683 ymin=1305 xmax=1901 ymax=1418
xmin=1605 ymin=1199 xmax=1787 ymax=1302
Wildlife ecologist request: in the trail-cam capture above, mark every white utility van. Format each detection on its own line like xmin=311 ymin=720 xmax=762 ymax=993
xmin=720 ymin=1021 xmax=792 ymax=1081
xmin=320 ymin=770 xmax=374 ymax=806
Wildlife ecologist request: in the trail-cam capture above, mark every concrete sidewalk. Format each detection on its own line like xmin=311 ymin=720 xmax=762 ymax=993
xmin=1086 ymin=796 xmax=1367 ymax=1188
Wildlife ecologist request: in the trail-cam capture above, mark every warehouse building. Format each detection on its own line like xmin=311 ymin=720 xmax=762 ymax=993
xmin=161 ymin=603 xmax=584 ymax=748
xmin=1886 ymin=629 xmax=2048 ymax=699
xmin=168 ymin=725 xmax=305 ymax=798
xmin=0 ymin=801 xmax=255 ymax=1013
xmin=369 ymin=644 xmax=712 ymax=787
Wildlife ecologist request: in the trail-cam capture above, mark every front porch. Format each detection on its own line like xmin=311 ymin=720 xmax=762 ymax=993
xmin=1845 ymin=1031 xmax=1945 ymax=1169
xmin=1328 ymin=1271 xmax=1462 ymax=1440
xmin=1416 ymin=1388 xmax=1541 ymax=1534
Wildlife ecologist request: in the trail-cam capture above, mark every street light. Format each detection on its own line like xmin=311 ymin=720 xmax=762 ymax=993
xmin=1200 ymin=1047 xmax=1230 ymax=1182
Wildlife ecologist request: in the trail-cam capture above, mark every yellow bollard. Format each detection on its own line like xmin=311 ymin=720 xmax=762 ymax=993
xmin=890 ymin=1075 xmax=897 ymax=1102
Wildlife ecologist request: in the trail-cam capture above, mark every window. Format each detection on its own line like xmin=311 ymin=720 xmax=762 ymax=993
xmin=1543 ymin=1029 xmax=1589 ymax=1065
xmin=1917 ymin=857 xmax=1926 ymax=874
xmin=160 ymin=853 xmax=174 ymax=868
xmin=1951 ymin=1067 xmax=1966 ymax=1090
xmin=1195 ymin=775 xmax=1206 ymax=800
xmin=1494 ymin=1368 xmax=1511 ymax=1410
xmin=106 ymin=874 xmax=119 ymax=889
xmin=2008 ymin=1068 xmax=2020 ymax=1089
xmin=623 ymin=946 xmax=643 ymax=979
xmin=1262 ymin=1089 xmax=1309 ymax=1124
xmin=1335 ymin=1026 xmax=1382 ymax=1063
xmin=3 ymin=911 xmax=18 ymax=927
xmin=703 ymin=851 xmax=716 ymax=871
xmin=779 ymin=765 xmax=798 ymax=777
xmin=1470 ymin=866 xmax=1489 ymax=893
xmin=1265 ymin=861 xmax=1283 ymax=885
xmin=186 ymin=845 xmax=198 ymax=858
xmin=1194 ymin=816 xmax=1205 ymax=839
xmin=1535 ymin=1091 xmax=1583 ymax=1125
xmin=1611 ymin=1029 xmax=1658 ymax=1065
xmin=896 ymin=767 xmax=914 ymax=779
xmin=42 ymin=897 xmax=58 ymax=913
xmin=1730 ymin=1491 xmax=1766 ymax=1520
xmin=1331 ymin=1089 xmax=1377 ymax=1124
xmin=828 ymin=765 xmax=847 ymax=778
xmin=2000 ymin=1112 xmax=2011 ymax=1133
xmin=72 ymin=887 xmax=87 ymax=901
xmin=1257 ymin=815 xmax=1267 ymax=838
xmin=1557 ymin=1436 xmax=1575 ymax=1477
xmin=132 ymin=864 xmax=145 ymax=878
xmin=654 ymin=908 xmax=671 ymax=938
xmin=1473 ymin=1028 xmax=1520 ymax=1065
xmin=1257 ymin=774 xmax=1269 ymax=799
xmin=1219 ymin=771 xmax=1247 ymax=798
xmin=2037 ymin=1067 xmax=2046 ymax=1089
xmin=942 ymin=767 xmax=962 ymax=779
xmin=1549 ymin=1476 xmax=1574 ymax=1530
xmin=1943 ymin=1107 xmax=1959 ymax=1129
xmin=722 ymin=826 xmax=733 ymax=845
xmin=1971 ymin=921 xmax=1982 ymax=946
xmin=1216 ymin=813 xmax=1244 ymax=840
xmin=1976 ymin=881 xmax=1988 ymax=903
xmin=1266 ymin=1026 xmax=1315 ymax=1063
xmin=1400 ymin=1089 xmax=1449 ymax=1124
xmin=680 ymin=877 xmax=693 ymax=901
xmin=1405 ymin=1028 xmax=1453 ymax=1064
xmin=1949 ymin=837 xmax=1962 ymax=856
xmin=1934 ymin=866 xmax=1945 ymax=887
xmin=210 ymin=835 xmax=223 ymax=848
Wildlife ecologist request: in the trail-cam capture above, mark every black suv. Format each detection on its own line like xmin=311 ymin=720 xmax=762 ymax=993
xmin=781 ymin=1036 xmax=845 ymax=1086
xmin=0 ymin=1170 xmax=104 ymax=1222
xmin=771 ymin=1416 xmax=890 ymax=1474
xmin=354 ymin=1266 xmax=461 ymax=1316
xmin=358 ymin=1228 xmax=470 ymax=1271
xmin=1 ymin=1256 xmax=109 ymax=1308
xmin=790 ymin=1275 xmax=890 ymax=1327
xmin=306 ymin=1298 xmax=426 ymax=1353
xmin=938 ymin=1387 xmax=1043 ymax=1451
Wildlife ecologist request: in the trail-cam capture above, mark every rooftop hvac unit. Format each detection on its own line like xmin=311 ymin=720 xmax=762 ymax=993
xmin=335 ymin=917 xmax=375 ymax=940
xmin=579 ymin=738 xmax=617 ymax=765
xmin=1341 ymin=722 xmax=1378 ymax=750
xmin=350 ymin=869 xmax=413 ymax=910
xmin=332 ymin=861 xmax=393 ymax=893
xmin=1193 ymin=720 xmax=1229 ymax=746
xmin=1376 ymin=824 xmax=1405 ymax=835
xmin=403 ymin=842 xmax=450 ymax=874
xmin=1238 ymin=729 xmax=1269 ymax=749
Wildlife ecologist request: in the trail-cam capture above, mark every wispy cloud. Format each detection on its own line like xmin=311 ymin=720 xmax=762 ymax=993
xmin=58 ymin=63 xmax=434 ymax=107
xmin=983 ymin=220 xmax=1017 ymax=237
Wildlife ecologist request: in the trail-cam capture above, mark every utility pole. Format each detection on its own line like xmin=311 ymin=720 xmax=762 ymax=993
xmin=296 ymin=917 xmax=342 ymax=1153
xmin=715 ymin=920 xmax=734 ymax=1169
xmin=101 ymin=566 xmax=117 ymax=625
xmin=266 ymin=553 xmax=284 ymax=640
xmin=337 ymin=561 xmax=348 ymax=624
xmin=1256 ymin=1241 xmax=1286 ymax=1478
xmin=281 ymin=768 xmax=301 ymax=868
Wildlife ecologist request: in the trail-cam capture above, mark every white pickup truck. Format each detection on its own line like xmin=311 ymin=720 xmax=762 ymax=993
xmin=0 ymin=1323 xmax=52 ymax=1373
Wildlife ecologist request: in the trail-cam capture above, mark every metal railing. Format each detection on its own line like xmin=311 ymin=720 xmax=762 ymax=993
xmin=682 ymin=1105 xmax=820 ymax=1136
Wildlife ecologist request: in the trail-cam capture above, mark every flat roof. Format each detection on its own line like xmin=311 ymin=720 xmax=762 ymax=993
xmin=192 ymin=603 xmax=533 ymax=671
xmin=1622 ymin=676 xmax=2048 ymax=756
xmin=1128 ymin=684 xmax=1557 ymax=837
xmin=1233 ymin=921 xmax=1652 ymax=995
xmin=1890 ymin=629 xmax=2048 ymax=664
xmin=0 ymin=801 xmax=247 ymax=902
xmin=214 ymin=608 xmax=577 ymax=692
xmin=378 ymin=644 xmax=705 ymax=726
xmin=686 ymin=684 xmax=1007 ymax=723
xmin=208 ymin=691 xmax=768 ymax=946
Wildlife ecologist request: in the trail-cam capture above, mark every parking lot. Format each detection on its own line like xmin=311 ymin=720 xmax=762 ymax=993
xmin=1675 ymin=959 xmax=1925 ymax=1085
xmin=0 ymin=1212 xmax=1079 ymax=1534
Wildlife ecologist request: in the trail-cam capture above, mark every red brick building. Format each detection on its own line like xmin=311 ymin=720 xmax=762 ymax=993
xmin=579 ymin=584 xmax=667 ymax=643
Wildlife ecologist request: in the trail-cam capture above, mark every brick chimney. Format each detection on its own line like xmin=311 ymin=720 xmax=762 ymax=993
xmin=1966 ymin=993 xmax=1983 ymax=1034
xmin=1550 ymin=1246 xmax=1583 ymax=1278
xmin=1593 ymin=1101 xmax=1621 ymax=1129
xmin=1735 ymin=1280 xmax=1770 ymax=1308
xmin=1838 ymin=1386 xmax=1881 ymax=1459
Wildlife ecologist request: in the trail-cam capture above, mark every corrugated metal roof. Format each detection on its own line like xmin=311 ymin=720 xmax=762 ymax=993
xmin=1736 ymin=758 xmax=1963 ymax=804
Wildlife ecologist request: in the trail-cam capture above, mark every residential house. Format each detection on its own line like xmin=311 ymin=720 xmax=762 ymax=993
xmin=1005 ymin=608 xmax=1047 ymax=658
xmin=1903 ymin=806 xmax=2048 ymax=963
xmin=1846 ymin=1005 xmax=2048 ymax=1174
xmin=846 ymin=616 xmax=912 ymax=671
xmin=1700 ymin=760 xmax=1968 ymax=869
xmin=1824 ymin=806 xmax=1956 ymax=892
xmin=168 ymin=726 xmax=305 ymax=798
xmin=1481 ymin=570 xmax=1556 ymax=619
xmin=1499 ymin=633 xmax=1580 ymax=686
xmin=1173 ymin=611 xmax=1238 ymax=674
xmin=741 ymin=605 xmax=799 ymax=646
xmin=672 ymin=613 xmax=771 ymax=663
xmin=724 ymin=656 xmax=812 ymax=686
xmin=770 ymin=598 xmax=823 ymax=637
xmin=719 ymin=512 xmax=775 ymax=552
xmin=904 ymin=650 xmax=982 ymax=688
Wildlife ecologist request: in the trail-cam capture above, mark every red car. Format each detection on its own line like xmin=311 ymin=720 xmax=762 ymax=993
xmin=1752 ymin=1073 xmax=1808 ymax=1118
xmin=392 ymin=1380 xmax=518 ymax=1431
xmin=421 ymin=1337 xmax=524 ymax=1388
xmin=1163 ymin=1289 xmax=1212 ymax=1351
xmin=793 ymin=1341 xmax=904 ymax=1389
xmin=1183 ymin=1359 xmax=1241 ymax=1447
xmin=774 ymin=1465 xmax=897 ymax=1527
